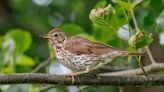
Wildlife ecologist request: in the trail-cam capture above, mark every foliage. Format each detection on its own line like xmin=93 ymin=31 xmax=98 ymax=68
xmin=0 ymin=29 xmax=35 ymax=73
xmin=89 ymin=3 xmax=129 ymax=31
xmin=128 ymin=31 xmax=153 ymax=49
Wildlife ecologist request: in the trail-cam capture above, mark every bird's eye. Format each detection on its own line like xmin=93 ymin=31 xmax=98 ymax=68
xmin=54 ymin=33 xmax=58 ymax=37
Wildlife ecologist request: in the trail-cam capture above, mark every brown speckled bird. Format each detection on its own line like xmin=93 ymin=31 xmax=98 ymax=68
xmin=42 ymin=28 xmax=138 ymax=74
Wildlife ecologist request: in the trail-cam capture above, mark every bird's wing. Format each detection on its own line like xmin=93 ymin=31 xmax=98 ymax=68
xmin=64 ymin=37 xmax=117 ymax=55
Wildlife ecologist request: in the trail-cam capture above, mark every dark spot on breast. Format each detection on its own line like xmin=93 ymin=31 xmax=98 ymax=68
xmin=80 ymin=56 xmax=86 ymax=61
xmin=56 ymin=46 xmax=61 ymax=49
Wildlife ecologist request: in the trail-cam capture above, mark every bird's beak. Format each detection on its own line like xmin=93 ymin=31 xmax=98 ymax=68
xmin=40 ymin=34 xmax=51 ymax=39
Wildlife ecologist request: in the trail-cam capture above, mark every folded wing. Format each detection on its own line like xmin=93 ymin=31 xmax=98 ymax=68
xmin=64 ymin=37 xmax=118 ymax=55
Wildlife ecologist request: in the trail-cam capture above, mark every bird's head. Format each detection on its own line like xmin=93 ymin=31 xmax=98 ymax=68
xmin=41 ymin=28 xmax=67 ymax=44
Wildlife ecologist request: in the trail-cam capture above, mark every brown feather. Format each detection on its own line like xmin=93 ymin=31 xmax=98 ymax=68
xmin=64 ymin=37 xmax=118 ymax=55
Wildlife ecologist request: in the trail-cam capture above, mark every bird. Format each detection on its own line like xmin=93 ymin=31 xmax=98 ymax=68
xmin=42 ymin=28 xmax=140 ymax=75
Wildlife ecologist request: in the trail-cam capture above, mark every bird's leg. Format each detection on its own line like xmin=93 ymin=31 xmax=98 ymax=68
xmin=66 ymin=62 xmax=107 ymax=84
xmin=66 ymin=63 xmax=106 ymax=83
xmin=71 ymin=66 xmax=92 ymax=76
xmin=65 ymin=73 xmax=75 ymax=84
xmin=65 ymin=66 xmax=92 ymax=84
xmin=65 ymin=72 xmax=76 ymax=84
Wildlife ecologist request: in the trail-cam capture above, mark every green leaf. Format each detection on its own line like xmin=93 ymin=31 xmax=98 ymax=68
xmin=92 ymin=25 xmax=127 ymax=48
xmin=156 ymin=11 xmax=164 ymax=33
xmin=149 ymin=0 xmax=164 ymax=13
xmin=0 ymin=36 xmax=3 ymax=46
xmin=92 ymin=26 xmax=115 ymax=43
xmin=116 ymin=0 xmax=142 ymax=11
xmin=133 ymin=0 xmax=142 ymax=6
xmin=115 ymin=6 xmax=130 ymax=27
xmin=16 ymin=66 xmax=33 ymax=73
xmin=116 ymin=0 xmax=134 ymax=11
xmin=89 ymin=4 xmax=117 ymax=30
xmin=61 ymin=23 xmax=84 ymax=35
xmin=136 ymin=36 xmax=153 ymax=48
xmin=89 ymin=4 xmax=129 ymax=31
xmin=16 ymin=55 xmax=35 ymax=66
xmin=1 ymin=67 xmax=15 ymax=74
xmin=94 ymin=0 xmax=107 ymax=8
xmin=5 ymin=29 xmax=32 ymax=53
xmin=143 ymin=11 xmax=155 ymax=29
xmin=0 ymin=36 xmax=3 ymax=64
xmin=108 ymin=37 xmax=126 ymax=48
xmin=129 ymin=31 xmax=153 ymax=49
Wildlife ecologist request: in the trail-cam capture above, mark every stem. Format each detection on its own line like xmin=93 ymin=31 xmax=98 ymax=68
xmin=32 ymin=57 xmax=52 ymax=73
xmin=137 ymin=56 xmax=147 ymax=76
xmin=130 ymin=9 xmax=140 ymax=32
xmin=146 ymin=47 xmax=156 ymax=64
xmin=128 ymin=0 xmax=140 ymax=32
xmin=100 ymin=63 xmax=164 ymax=76
xmin=128 ymin=1 xmax=157 ymax=65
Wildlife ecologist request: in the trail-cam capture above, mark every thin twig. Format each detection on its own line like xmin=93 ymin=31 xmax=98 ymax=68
xmin=130 ymin=9 xmax=140 ymax=32
xmin=129 ymin=1 xmax=157 ymax=64
xmin=129 ymin=6 xmax=148 ymax=75
xmin=146 ymin=47 xmax=156 ymax=64
xmin=137 ymin=56 xmax=147 ymax=76
xmin=100 ymin=63 xmax=163 ymax=76
xmin=32 ymin=57 xmax=54 ymax=91
xmin=128 ymin=1 xmax=157 ymax=76
xmin=39 ymin=85 xmax=56 ymax=92
xmin=128 ymin=0 xmax=140 ymax=32
xmin=32 ymin=57 xmax=53 ymax=73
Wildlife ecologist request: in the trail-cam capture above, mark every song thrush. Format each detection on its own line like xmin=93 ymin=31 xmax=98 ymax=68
xmin=42 ymin=28 xmax=139 ymax=74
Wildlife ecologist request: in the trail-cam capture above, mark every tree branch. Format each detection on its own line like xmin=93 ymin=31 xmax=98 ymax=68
xmin=146 ymin=47 xmax=157 ymax=64
xmin=100 ymin=63 xmax=164 ymax=76
xmin=0 ymin=63 xmax=163 ymax=86
xmin=0 ymin=73 xmax=164 ymax=86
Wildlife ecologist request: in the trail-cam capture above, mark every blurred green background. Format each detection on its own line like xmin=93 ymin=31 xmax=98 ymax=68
xmin=0 ymin=0 xmax=164 ymax=92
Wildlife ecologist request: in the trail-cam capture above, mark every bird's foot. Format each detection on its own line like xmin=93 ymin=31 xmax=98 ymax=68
xmin=65 ymin=70 xmax=92 ymax=84
xmin=65 ymin=73 xmax=75 ymax=84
